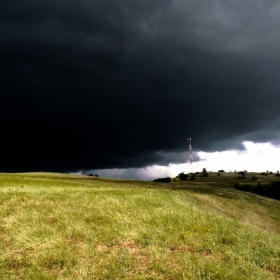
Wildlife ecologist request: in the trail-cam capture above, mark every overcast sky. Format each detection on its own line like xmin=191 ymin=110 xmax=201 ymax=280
xmin=1 ymin=0 xmax=280 ymax=177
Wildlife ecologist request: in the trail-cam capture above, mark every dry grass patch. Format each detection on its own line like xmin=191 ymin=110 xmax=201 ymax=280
xmin=0 ymin=172 xmax=280 ymax=279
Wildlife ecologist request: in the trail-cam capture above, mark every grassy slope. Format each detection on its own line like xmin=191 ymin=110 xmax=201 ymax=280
xmin=0 ymin=172 xmax=279 ymax=279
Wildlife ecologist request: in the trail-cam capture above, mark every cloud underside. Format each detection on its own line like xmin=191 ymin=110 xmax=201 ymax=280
xmin=0 ymin=1 xmax=280 ymax=172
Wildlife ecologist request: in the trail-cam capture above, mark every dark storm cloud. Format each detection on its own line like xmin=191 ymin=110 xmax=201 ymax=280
xmin=0 ymin=0 xmax=280 ymax=172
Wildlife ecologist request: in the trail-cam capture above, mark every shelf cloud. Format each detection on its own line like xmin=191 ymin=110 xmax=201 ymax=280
xmin=0 ymin=0 xmax=280 ymax=174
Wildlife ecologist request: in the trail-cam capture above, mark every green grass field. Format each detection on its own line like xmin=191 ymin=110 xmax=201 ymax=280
xmin=0 ymin=172 xmax=279 ymax=279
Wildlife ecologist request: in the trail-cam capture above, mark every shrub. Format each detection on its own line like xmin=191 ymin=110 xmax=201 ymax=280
xmin=190 ymin=173 xmax=196 ymax=180
xmin=202 ymin=168 xmax=208 ymax=177
xmin=178 ymin=173 xmax=188 ymax=181
xmin=238 ymin=171 xmax=246 ymax=179
xmin=153 ymin=177 xmax=172 ymax=183
xmin=234 ymin=181 xmax=280 ymax=200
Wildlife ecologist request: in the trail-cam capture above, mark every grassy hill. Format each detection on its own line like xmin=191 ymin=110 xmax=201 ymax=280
xmin=0 ymin=172 xmax=279 ymax=279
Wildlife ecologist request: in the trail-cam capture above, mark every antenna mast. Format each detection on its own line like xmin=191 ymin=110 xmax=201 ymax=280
xmin=187 ymin=137 xmax=193 ymax=173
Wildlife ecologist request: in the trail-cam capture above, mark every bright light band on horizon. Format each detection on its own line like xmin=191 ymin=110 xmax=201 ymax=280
xmin=83 ymin=141 xmax=280 ymax=180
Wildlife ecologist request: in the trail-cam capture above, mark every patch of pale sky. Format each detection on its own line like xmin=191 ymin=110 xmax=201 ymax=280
xmin=195 ymin=141 xmax=280 ymax=173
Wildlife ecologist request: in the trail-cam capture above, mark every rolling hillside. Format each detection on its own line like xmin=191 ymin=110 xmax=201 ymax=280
xmin=0 ymin=172 xmax=279 ymax=279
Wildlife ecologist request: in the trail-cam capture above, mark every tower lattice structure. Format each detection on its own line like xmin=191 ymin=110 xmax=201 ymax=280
xmin=187 ymin=137 xmax=193 ymax=173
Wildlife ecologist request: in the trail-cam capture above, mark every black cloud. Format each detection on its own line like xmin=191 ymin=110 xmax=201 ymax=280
xmin=0 ymin=0 xmax=280 ymax=172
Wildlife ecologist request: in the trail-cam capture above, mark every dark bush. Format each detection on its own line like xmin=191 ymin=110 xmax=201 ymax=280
xmin=190 ymin=174 xmax=196 ymax=180
xmin=179 ymin=173 xmax=188 ymax=181
xmin=88 ymin=174 xmax=94 ymax=176
xmin=153 ymin=177 xmax=172 ymax=183
xmin=202 ymin=168 xmax=208 ymax=177
xmin=218 ymin=170 xmax=225 ymax=172
xmin=234 ymin=181 xmax=280 ymax=200
xmin=238 ymin=171 xmax=246 ymax=179
xmin=177 ymin=172 xmax=188 ymax=181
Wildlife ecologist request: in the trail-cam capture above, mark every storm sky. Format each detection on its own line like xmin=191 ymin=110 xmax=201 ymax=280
xmin=1 ymin=0 xmax=280 ymax=176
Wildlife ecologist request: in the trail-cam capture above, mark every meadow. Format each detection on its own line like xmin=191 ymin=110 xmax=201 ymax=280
xmin=0 ymin=172 xmax=279 ymax=279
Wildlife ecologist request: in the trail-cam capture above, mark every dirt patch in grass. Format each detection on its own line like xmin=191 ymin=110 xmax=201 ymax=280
xmin=168 ymin=245 xmax=214 ymax=262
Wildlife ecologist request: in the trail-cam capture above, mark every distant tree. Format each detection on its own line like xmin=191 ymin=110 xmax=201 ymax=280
xmin=178 ymin=173 xmax=188 ymax=181
xmin=176 ymin=172 xmax=183 ymax=178
xmin=202 ymin=168 xmax=208 ymax=177
xmin=190 ymin=173 xmax=196 ymax=180
xmin=153 ymin=177 xmax=172 ymax=183
xmin=218 ymin=170 xmax=225 ymax=173
xmin=238 ymin=171 xmax=246 ymax=179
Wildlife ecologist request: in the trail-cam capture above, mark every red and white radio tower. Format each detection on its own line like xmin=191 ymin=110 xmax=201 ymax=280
xmin=187 ymin=137 xmax=193 ymax=173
